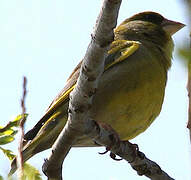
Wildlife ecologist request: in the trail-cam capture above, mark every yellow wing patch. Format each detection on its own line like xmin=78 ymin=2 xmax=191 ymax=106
xmin=46 ymin=40 xmax=140 ymax=115
xmin=46 ymin=84 xmax=76 ymax=114
xmin=106 ymin=40 xmax=140 ymax=70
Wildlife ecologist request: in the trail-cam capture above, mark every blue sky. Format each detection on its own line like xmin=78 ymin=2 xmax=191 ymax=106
xmin=0 ymin=0 xmax=190 ymax=180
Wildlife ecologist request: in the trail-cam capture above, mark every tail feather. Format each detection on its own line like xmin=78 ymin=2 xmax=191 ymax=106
xmin=9 ymin=112 xmax=66 ymax=175
xmin=9 ymin=145 xmax=34 ymax=176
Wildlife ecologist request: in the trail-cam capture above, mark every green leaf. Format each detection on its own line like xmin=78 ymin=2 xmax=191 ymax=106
xmin=23 ymin=163 xmax=42 ymax=180
xmin=0 ymin=175 xmax=3 ymax=180
xmin=0 ymin=114 xmax=28 ymax=136
xmin=0 ymin=147 xmax=15 ymax=160
xmin=13 ymin=114 xmax=28 ymax=123
xmin=8 ymin=114 xmax=28 ymax=128
xmin=0 ymin=129 xmax=14 ymax=136
xmin=0 ymin=135 xmax=14 ymax=145
xmin=9 ymin=130 xmax=18 ymax=136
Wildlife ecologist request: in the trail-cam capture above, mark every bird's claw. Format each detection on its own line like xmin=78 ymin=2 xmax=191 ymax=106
xmin=98 ymin=147 xmax=110 ymax=155
xmin=110 ymin=152 xmax=123 ymax=161
xmin=99 ymin=147 xmax=122 ymax=161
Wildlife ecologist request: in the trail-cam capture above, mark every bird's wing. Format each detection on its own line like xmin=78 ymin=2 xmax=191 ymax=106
xmin=24 ymin=40 xmax=140 ymax=141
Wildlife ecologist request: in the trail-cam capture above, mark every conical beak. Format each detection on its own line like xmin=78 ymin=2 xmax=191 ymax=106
xmin=161 ymin=18 xmax=185 ymax=36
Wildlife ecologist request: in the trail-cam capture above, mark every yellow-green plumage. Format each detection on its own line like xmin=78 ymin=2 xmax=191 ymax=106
xmin=10 ymin=11 xmax=184 ymax=174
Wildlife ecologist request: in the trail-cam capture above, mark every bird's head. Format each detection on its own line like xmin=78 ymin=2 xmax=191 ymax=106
xmin=115 ymin=11 xmax=185 ymax=46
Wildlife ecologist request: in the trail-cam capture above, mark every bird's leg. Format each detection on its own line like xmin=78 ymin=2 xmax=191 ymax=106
xmin=94 ymin=121 xmax=139 ymax=162
xmin=96 ymin=122 xmax=123 ymax=161
xmin=105 ymin=40 xmax=141 ymax=70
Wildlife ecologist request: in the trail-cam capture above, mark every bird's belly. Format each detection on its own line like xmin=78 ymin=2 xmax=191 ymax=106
xmin=92 ymin=85 xmax=164 ymax=140
xmin=90 ymin=62 xmax=166 ymax=140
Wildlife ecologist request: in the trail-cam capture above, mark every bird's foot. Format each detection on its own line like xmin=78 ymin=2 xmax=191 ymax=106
xmin=96 ymin=122 xmax=123 ymax=161
xmin=99 ymin=147 xmax=123 ymax=161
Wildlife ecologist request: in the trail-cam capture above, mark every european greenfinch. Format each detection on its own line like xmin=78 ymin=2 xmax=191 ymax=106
xmin=10 ymin=11 xmax=184 ymax=174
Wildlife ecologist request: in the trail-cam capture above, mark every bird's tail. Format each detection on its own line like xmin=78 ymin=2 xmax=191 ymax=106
xmin=8 ymin=143 xmax=35 ymax=176
xmin=8 ymin=112 xmax=66 ymax=176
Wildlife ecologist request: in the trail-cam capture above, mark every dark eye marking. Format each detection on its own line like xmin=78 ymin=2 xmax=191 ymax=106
xmin=129 ymin=12 xmax=164 ymax=25
xmin=143 ymin=13 xmax=164 ymax=24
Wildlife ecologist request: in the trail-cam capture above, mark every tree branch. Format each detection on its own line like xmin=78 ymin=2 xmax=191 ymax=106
xmin=86 ymin=120 xmax=174 ymax=180
xmin=42 ymin=0 xmax=122 ymax=179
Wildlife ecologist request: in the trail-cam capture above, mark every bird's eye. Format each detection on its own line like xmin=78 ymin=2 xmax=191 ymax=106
xmin=145 ymin=14 xmax=154 ymax=22
xmin=143 ymin=13 xmax=163 ymax=25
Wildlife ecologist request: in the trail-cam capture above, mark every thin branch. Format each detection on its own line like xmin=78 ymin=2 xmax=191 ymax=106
xmin=17 ymin=76 xmax=27 ymax=179
xmin=183 ymin=0 xmax=191 ymax=143
xmin=86 ymin=120 xmax=174 ymax=180
xmin=42 ymin=0 xmax=121 ymax=179
xmin=187 ymin=62 xmax=191 ymax=143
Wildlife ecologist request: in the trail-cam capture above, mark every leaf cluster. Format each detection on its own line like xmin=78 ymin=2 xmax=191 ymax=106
xmin=0 ymin=114 xmax=42 ymax=180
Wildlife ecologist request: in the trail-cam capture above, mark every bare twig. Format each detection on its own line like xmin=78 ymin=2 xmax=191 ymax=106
xmin=183 ymin=0 xmax=191 ymax=143
xmin=187 ymin=36 xmax=191 ymax=143
xmin=187 ymin=62 xmax=191 ymax=142
xmin=17 ymin=76 xmax=27 ymax=179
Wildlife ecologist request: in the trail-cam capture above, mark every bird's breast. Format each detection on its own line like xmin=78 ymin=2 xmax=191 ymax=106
xmin=90 ymin=46 xmax=167 ymax=140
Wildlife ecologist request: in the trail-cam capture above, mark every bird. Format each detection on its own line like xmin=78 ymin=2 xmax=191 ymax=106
xmin=10 ymin=11 xmax=185 ymax=174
